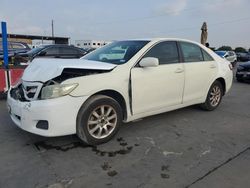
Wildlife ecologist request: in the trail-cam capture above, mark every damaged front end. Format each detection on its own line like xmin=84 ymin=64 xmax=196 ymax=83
xmin=7 ymin=58 xmax=118 ymax=137
xmin=10 ymin=68 xmax=113 ymax=102
xmin=10 ymin=81 xmax=43 ymax=101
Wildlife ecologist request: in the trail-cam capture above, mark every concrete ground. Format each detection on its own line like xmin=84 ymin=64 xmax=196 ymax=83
xmin=0 ymin=77 xmax=249 ymax=188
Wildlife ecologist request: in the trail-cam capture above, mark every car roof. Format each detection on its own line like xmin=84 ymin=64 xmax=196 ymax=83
xmin=118 ymin=38 xmax=208 ymax=47
xmin=42 ymin=44 xmax=75 ymax=47
xmin=37 ymin=44 xmax=85 ymax=50
xmin=124 ymin=38 xmax=198 ymax=42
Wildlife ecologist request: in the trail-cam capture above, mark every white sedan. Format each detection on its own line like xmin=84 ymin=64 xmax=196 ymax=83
xmin=7 ymin=38 xmax=233 ymax=145
xmin=215 ymin=50 xmax=237 ymax=66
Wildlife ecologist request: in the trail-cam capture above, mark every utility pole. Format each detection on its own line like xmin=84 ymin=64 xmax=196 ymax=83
xmin=51 ymin=19 xmax=54 ymax=37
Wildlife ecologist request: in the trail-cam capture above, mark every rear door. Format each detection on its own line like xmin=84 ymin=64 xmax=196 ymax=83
xmin=179 ymin=42 xmax=217 ymax=103
xmin=131 ymin=41 xmax=185 ymax=115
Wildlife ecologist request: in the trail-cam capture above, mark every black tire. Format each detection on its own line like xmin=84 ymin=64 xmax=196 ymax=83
xmin=76 ymin=95 xmax=122 ymax=145
xmin=200 ymin=81 xmax=223 ymax=111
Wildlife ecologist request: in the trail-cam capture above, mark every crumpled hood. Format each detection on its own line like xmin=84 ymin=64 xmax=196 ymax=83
xmin=22 ymin=58 xmax=117 ymax=82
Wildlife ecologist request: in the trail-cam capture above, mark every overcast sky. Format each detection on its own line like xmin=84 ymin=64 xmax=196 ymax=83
xmin=1 ymin=0 xmax=250 ymax=48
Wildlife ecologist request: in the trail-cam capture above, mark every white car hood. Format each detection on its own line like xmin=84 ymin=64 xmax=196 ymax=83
xmin=22 ymin=58 xmax=117 ymax=82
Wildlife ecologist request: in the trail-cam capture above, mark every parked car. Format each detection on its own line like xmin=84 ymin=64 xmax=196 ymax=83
xmin=0 ymin=41 xmax=31 ymax=61
xmin=236 ymin=52 xmax=250 ymax=62
xmin=215 ymin=51 xmax=237 ymax=67
xmin=82 ymin=47 xmax=96 ymax=54
xmin=7 ymin=38 xmax=233 ymax=145
xmin=14 ymin=44 xmax=87 ymax=63
xmin=99 ymin=49 xmax=126 ymax=61
xmin=236 ymin=61 xmax=250 ymax=82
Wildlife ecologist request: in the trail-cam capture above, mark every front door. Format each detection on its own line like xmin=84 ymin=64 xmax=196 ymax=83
xmin=131 ymin=41 xmax=185 ymax=115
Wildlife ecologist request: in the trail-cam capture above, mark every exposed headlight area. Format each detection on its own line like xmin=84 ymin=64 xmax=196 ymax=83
xmin=9 ymin=67 xmax=113 ymax=102
xmin=41 ymin=83 xmax=78 ymax=99
xmin=10 ymin=83 xmax=26 ymax=101
xmin=10 ymin=79 xmax=78 ymax=101
xmin=10 ymin=81 xmax=43 ymax=101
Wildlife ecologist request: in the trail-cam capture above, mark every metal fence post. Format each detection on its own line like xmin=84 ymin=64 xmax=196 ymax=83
xmin=1 ymin=21 xmax=10 ymax=92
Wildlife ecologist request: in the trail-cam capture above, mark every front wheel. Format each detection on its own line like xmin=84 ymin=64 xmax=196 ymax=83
xmin=200 ymin=81 xmax=223 ymax=111
xmin=77 ymin=95 xmax=122 ymax=145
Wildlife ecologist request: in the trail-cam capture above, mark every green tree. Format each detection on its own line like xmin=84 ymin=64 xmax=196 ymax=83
xmin=217 ymin=46 xmax=232 ymax=51
xmin=235 ymin=47 xmax=247 ymax=53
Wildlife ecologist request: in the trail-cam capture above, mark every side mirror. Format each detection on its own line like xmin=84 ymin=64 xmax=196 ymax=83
xmin=139 ymin=57 xmax=159 ymax=67
xmin=38 ymin=51 xmax=46 ymax=56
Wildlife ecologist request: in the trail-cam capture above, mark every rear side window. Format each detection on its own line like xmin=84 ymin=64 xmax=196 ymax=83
xmin=180 ymin=42 xmax=203 ymax=62
xmin=143 ymin=41 xmax=179 ymax=65
xmin=202 ymin=49 xmax=214 ymax=61
xmin=59 ymin=47 xmax=79 ymax=55
xmin=44 ymin=47 xmax=59 ymax=55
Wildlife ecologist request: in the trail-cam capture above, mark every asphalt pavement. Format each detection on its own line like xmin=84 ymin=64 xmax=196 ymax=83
xmin=0 ymin=77 xmax=249 ymax=188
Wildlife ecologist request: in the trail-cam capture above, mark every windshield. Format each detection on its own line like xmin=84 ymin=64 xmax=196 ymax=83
xmin=82 ymin=40 xmax=150 ymax=64
xmin=215 ymin=51 xmax=226 ymax=57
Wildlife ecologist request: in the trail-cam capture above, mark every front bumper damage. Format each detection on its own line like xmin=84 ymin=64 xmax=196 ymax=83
xmin=7 ymin=82 xmax=89 ymax=137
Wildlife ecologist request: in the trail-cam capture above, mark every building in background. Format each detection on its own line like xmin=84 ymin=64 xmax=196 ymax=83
xmin=75 ymin=40 xmax=112 ymax=49
xmin=31 ymin=40 xmax=54 ymax=48
xmin=0 ymin=33 xmax=69 ymax=48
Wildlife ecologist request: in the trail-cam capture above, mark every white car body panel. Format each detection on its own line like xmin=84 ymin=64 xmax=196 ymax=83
xmin=131 ymin=63 xmax=185 ymax=115
xmin=182 ymin=60 xmax=218 ymax=103
xmin=7 ymin=92 xmax=89 ymax=136
xmin=7 ymin=38 xmax=233 ymax=137
xmin=22 ymin=58 xmax=116 ymax=82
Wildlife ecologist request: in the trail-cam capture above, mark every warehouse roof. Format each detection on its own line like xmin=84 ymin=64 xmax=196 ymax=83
xmin=0 ymin=33 xmax=69 ymax=44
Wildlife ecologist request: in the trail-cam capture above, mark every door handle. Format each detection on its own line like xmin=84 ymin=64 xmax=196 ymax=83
xmin=175 ymin=68 xmax=184 ymax=73
xmin=210 ymin=64 xmax=216 ymax=69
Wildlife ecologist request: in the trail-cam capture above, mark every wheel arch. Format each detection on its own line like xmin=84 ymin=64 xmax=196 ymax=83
xmin=215 ymin=77 xmax=226 ymax=95
xmin=88 ymin=89 xmax=128 ymax=121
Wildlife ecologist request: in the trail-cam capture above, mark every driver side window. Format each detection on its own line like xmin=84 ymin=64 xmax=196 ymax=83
xmin=143 ymin=41 xmax=180 ymax=65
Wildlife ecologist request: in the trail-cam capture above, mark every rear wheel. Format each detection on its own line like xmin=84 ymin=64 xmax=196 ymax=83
xmin=200 ymin=81 xmax=223 ymax=111
xmin=77 ymin=95 xmax=122 ymax=145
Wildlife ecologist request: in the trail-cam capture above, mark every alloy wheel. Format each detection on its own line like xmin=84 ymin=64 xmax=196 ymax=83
xmin=87 ymin=105 xmax=117 ymax=139
xmin=209 ymin=85 xmax=221 ymax=107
